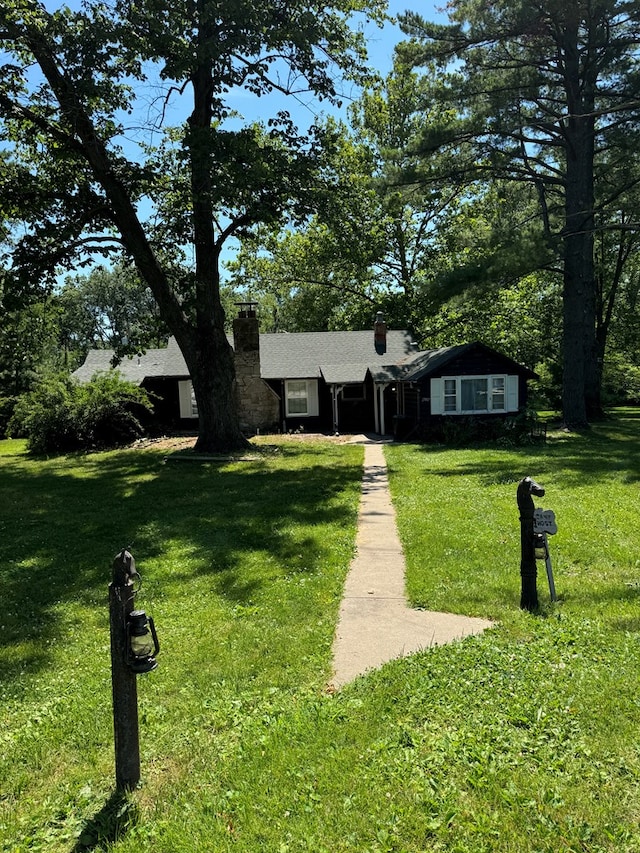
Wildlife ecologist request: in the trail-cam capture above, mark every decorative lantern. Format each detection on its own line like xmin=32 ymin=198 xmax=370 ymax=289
xmin=127 ymin=610 xmax=160 ymax=673
xmin=534 ymin=533 xmax=547 ymax=561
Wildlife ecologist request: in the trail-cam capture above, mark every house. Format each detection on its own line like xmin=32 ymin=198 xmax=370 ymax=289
xmin=72 ymin=305 xmax=537 ymax=438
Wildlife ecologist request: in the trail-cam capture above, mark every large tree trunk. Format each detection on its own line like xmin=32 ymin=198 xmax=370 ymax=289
xmin=185 ymin=11 xmax=249 ymax=453
xmin=562 ymin=244 xmax=589 ymax=428
xmin=189 ymin=326 xmax=246 ymax=453
xmin=561 ymin=13 xmax=596 ymax=429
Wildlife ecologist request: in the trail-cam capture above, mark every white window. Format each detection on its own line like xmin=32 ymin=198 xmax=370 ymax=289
xmin=491 ymin=376 xmax=505 ymax=410
xmin=285 ymin=379 xmax=319 ymax=417
xmin=444 ymin=379 xmax=457 ymax=412
xmin=178 ymin=381 xmax=198 ymax=419
xmin=431 ymin=375 xmax=517 ymax=415
xmin=460 ymin=377 xmax=489 ymax=412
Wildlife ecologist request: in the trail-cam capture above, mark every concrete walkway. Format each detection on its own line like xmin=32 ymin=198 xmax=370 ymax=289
xmin=330 ymin=441 xmax=493 ymax=689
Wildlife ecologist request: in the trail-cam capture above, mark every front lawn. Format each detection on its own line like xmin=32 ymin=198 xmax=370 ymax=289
xmin=2 ymin=414 xmax=640 ymax=852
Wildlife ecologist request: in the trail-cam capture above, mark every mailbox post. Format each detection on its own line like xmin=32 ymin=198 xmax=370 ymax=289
xmin=109 ymin=548 xmax=141 ymax=790
xmin=517 ymin=477 xmax=545 ymax=611
xmin=534 ymin=508 xmax=558 ymax=602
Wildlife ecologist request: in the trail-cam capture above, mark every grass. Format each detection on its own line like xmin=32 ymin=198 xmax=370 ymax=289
xmin=386 ymin=410 xmax=640 ymax=622
xmin=1 ymin=414 xmax=640 ymax=852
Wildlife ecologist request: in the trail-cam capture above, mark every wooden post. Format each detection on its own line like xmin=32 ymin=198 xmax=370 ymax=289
xmin=517 ymin=477 xmax=545 ymax=611
xmin=109 ymin=549 xmax=141 ymax=790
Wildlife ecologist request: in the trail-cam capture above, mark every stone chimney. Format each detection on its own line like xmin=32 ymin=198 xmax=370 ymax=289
xmin=233 ymin=301 xmax=260 ymax=375
xmin=232 ymin=302 xmax=280 ymax=434
xmin=374 ymin=311 xmax=387 ymax=355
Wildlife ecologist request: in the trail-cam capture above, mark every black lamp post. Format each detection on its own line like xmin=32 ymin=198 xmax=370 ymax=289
xmin=109 ymin=548 xmax=160 ymax=790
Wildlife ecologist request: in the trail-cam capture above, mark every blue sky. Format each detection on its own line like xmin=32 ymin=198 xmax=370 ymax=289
xmin=37 ymin=2 xmax=447 ymax=137
xmin=216 ymin=1 xmax=446 ymax=131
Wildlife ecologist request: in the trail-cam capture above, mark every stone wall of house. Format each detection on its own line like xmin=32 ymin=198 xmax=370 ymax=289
xmin=233 ymin=309 xmax=280 ymax=434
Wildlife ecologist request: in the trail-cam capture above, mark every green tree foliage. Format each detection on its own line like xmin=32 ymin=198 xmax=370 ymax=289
xmin=0 ymin=0 xmax=383 ymax=451
xmin=56 ymin=264 xmax=169 ymax=362
xmin=347 ymin=60 xmax=472 ymax=331
xmin=8 ymin=371 xmax=153 ymax=454
xmin=0 ymin=263 xmax=167 ymax=436
xmin=425 ymin=274 xmax=560 ymax=364
xmin=230 ymin=63 xmax=479 ymax=335
xmin=397 ymin=0 xmax=640 ymax=427
xmin=596 ymin=210 xmax=640 ymax=404
xmin=0 ymin=271 xmax=62 ymax=434
xmin=228 ymin=79 xmax=443 ymax=333
xmin=227 ymin=116 xmax=387 ymax=331
xmin=422 ymin=271 xmax=564 ymax=407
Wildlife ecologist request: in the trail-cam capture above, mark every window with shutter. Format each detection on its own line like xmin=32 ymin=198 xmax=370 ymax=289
xmin=436 ymin=375 xmax=512 ymax=414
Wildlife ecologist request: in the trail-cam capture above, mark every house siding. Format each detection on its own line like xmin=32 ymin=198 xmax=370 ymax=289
xmin=142 ymin=377 xmax=186 ymax=430
xmin=265 ymin=378 xmax=333 ymax=433
xmin=72 ymin=330 xmax=536 ymax=440
xmin=414 ymin=348 xmax=531 ymax=431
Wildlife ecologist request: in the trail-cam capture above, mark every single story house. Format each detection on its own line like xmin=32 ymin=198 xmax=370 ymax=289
xmin=72 ymin=305 xmax=537 ymax=438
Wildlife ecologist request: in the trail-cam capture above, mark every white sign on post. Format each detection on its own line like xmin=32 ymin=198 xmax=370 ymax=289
xmin=533 ymin=508 xmax=557 ymax=535
xmin=533 ymin=508 xmax=558 ymax=602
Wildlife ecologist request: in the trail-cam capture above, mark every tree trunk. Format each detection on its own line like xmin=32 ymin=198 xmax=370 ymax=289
xmin=561 ymin=14 xmax=596 ymax=429
xmin=561 ymin=249 xmax=589 ymax=428
xmin=184 ymin=7 xmax=250 ymax=453
xmin=184 ymin=323 xmax=248 ymax=454
xmin=585 ymin=330 xmax=605 ymax=419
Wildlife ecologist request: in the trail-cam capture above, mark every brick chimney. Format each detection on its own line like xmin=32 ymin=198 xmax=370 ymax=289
xmin=374 ymin=311 xmax=387 ymax=355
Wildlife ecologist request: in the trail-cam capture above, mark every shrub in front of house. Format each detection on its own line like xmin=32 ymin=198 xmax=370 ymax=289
xmin=8 ymin=372 xmax=152 ymax=454
xmin=74 ymin=372 xmax=154 ymax=449
xmin=417 ymin=409 xmax=544 ymax=447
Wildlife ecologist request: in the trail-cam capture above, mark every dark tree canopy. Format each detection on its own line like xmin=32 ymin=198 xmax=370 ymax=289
xmin=397 ymin=0 xmax=640 ymax=427
xmin=0 ymin=0 xmax=383 ymax=450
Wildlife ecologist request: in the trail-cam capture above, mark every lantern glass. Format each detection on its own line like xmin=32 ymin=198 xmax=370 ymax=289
xmin=130 ymin=631 xmax=156 ymax=658
xmin=128 ymin=609 xmax=159 ymax=673
xmin=534 ymin=534 xmax=547 ymax=561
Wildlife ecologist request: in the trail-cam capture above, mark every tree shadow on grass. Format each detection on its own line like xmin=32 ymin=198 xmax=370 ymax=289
xmin=71 ymin=790 xmax=139 ymax=852
xmin=0 ymin=443 xmax=363 ymax=685
xmin=409 ymin=411 xmax=640 ymax=486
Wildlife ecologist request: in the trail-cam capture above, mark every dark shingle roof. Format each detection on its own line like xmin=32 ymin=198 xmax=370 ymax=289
xmin=400 ymin=342 xmax=538 ymax=381
xmin=71 ymin=336 xmax=190 ymax=384
xmin=259 ymin=330 xmax=415 ymax=382
xmin=72 ymin=333 xmax=536 ymax=387
xmin=401 ymin=345 xmax=470 ymax=382
xmin=72 ymin=330 xmax=416 ymax=385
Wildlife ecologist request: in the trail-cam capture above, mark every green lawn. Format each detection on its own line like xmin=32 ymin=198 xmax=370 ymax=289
xmin=2 ymin=414 xmax=640 ymax=852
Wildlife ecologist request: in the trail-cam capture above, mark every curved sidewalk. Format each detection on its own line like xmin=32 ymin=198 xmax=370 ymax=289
xmin=330 ymin=442 xmax=493 ymax=689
